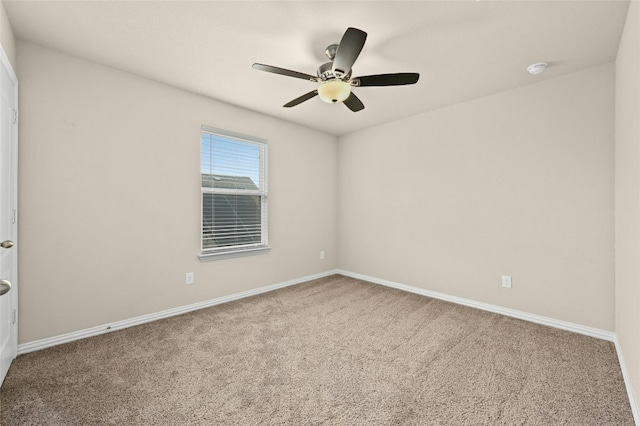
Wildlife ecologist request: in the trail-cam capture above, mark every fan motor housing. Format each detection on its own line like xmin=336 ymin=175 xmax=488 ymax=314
xmin=317 ymin=62 xmax=352 ymax=81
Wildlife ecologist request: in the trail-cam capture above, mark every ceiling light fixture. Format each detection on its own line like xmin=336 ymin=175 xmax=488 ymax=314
xmin=317 ymin=79 xmax=351 ymax=103
xmin=253 ymin=27 xmax=420 ymax=112
xmin=527 ymin=62 xmax=548 ymax=75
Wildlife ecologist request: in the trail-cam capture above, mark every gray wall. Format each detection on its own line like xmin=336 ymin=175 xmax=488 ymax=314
xmin=17 ymin=41 xmax=338 ymax=343
xmin=615 ymin=0 xmax=640 ymax=414
xmin=0 ymin=0 xmax=16 ymax=69
xmin=338 ymin=63 xmax=615 ymax=331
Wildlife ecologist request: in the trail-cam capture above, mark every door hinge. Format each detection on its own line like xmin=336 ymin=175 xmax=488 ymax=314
xmin=12 ymin=109 xmax=18 ymax=124
xmin=11 ymin=309 xmax=16 ymax=325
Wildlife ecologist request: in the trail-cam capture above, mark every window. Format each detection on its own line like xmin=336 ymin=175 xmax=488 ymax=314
xmin=199 ymin=126 xmax=268 ymax=261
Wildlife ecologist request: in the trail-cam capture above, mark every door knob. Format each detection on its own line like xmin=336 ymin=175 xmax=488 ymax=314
xmin=0 ymin=279 xmax=10 ymax=296
xmin=1 ymin=240 xmax=13 ymax=249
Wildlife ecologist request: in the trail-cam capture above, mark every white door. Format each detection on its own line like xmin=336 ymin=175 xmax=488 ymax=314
xmin=0 ymin=47 xmax=18 ymax=387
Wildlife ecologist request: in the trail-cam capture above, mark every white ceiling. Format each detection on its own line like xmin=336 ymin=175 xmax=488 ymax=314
xmin=3 ymin=0 xmax=630 ymax=136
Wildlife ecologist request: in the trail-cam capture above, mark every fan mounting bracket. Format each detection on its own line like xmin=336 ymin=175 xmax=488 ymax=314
xmin=325 ymin=44 xmax=339 ymax=60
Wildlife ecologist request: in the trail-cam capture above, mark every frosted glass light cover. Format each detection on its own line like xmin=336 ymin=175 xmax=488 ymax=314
xmin=318 ymin=80 xmax=351 ymax=103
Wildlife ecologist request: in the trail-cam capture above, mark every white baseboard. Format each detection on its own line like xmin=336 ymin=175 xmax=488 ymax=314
xmin=20 ymin=268 xmax=615 ymax=352
xmin=18 ymin=269 xmax=340 ymax=355
xmin=19 ymin=268 xmax=636 ymax=422
xmin=336 ymin=269 xmax=615 ymax=341
xmin=614 ymin=335 xmax=640 ymax=425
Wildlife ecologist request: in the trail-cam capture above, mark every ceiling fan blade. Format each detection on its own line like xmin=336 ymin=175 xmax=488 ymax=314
xmin=283 ymin=90 xmax=319 ymax=108
xmin=343 ymin=92 xmax=365 ymax=112
xmin=353 ymin=73 xmax=420 ymax=87
xmin=252 ymin=63 xmax=318 ymax=82
xmin=332 ymin=28 xmax=367 ymax=77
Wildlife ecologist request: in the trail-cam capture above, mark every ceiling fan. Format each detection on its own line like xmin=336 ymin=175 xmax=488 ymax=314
xmin=252 ymin=27 xmax=420 ymax=112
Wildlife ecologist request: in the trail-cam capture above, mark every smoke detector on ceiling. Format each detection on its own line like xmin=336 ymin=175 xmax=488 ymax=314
xmin=527 ymin=62 xmax=548 ymax=75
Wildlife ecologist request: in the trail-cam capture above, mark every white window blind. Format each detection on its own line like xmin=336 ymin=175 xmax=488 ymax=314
xmin=201 ymin=126 xmax=268 ymax=257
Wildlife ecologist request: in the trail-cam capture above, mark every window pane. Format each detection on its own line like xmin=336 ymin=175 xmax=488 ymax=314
xmin=201 ymin=134 xmax=263 ymax=190
xmin=201 ymin=127 xmax=267 ymax=255
xmin=202 ymin=193 xmax=262 ymax=249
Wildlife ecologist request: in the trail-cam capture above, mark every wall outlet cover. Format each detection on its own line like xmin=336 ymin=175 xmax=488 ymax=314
xmin=501 ymin=275 xmax=512 ymax=288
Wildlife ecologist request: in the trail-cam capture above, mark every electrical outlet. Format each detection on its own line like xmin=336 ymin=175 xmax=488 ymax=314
xmin=186 ymin=272 xmax=194 ymax=285
xmin=501 ymin=275 xmax=512 ymax=288
xmin=320 ymin=251 xmax=325 ymax=260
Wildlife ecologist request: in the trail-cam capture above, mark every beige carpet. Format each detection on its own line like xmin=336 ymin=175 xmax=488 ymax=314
xmin=0 ymin=275 xmax=634 ymax=425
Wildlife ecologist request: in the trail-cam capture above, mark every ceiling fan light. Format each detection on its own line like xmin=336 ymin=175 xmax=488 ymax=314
xmin=318 ymin=80 xmax=351 ymax=104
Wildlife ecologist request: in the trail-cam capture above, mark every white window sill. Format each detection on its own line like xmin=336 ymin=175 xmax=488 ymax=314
xmin=198 ymin=246 xmax=270 ymax=262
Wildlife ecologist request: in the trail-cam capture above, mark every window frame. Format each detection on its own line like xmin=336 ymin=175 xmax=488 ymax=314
xmin=199 ymin=125 xmax=269 ymax=262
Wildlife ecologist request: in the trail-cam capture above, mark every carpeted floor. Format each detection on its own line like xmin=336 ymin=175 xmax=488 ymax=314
xmin=0 ymin=275 xmax=634 ymax=425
